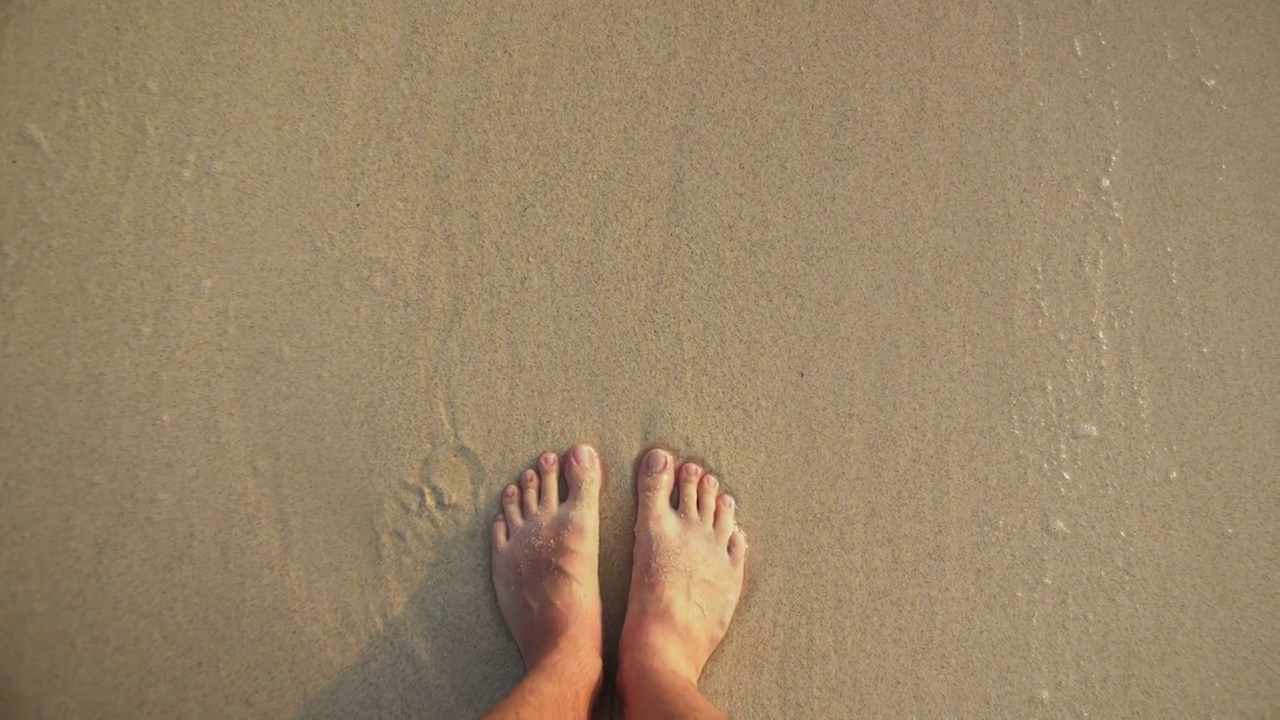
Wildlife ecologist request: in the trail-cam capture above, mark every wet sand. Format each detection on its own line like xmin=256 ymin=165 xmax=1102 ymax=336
xmin=1 ymin=1 xmax=1277 ymax=717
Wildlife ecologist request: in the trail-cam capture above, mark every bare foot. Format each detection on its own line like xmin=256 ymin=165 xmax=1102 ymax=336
xmin=619 ymin=448 xmax=747 ymax=688
xmin=491 ymin=443 xmax=603 ymax=684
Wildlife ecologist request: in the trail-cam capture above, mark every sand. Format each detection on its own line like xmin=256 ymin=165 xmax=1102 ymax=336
xmin=1 ymin=1 xmax=1277 ymax=717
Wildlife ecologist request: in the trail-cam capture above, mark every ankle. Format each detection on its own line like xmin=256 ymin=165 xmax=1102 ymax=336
xmin=617 ymin=658 xmax=702 ymax=717
xmin=617 ymin=628 xmax=701 ymax=692
xmin=484 ymin=649 xmax=602 ymax=720
xmin=528 ymin=646 xmax=604 ymax=698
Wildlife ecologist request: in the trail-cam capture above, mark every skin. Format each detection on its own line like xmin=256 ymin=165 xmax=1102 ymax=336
xmin=483 ymin=445 xmax=604 ymax=719
xmin=482 ymin=444 xmax=746 ymax=720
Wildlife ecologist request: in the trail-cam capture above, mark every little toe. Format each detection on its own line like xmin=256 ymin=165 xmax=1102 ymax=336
xmin=678 ymin=462 xmax=703 ymax=519
xmin=565 ymin=443 xmax=601 ymax=506
xmin=502 ymin=484 xmax=523 ymax=528
xmin=538 ymin=452 xmax=560 ymax=511
xmin=729 ymin=526 xmax=748 ymax=566
xmin=636 ymin=448 xmax=675 ymax=522
xmin=697 ymin=474 xmax=719 ymax=526
xmin=714 ymin=493 xmax=736 ymax=543
xmin=491 ymin=512 xmax=509 ymax=549
xmin=520 ymin=469 xmax=539 ymax=517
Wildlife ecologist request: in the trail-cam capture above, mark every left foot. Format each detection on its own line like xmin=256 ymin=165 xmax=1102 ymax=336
xmin=491 ymin=443 xmax=604 ymax=682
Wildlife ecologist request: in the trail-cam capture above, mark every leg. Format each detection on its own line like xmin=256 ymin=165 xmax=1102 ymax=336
xmin=618 ymin=449 xmax=748 ymax=719
xmin=483 ymin=444 xmax=604 ymax=720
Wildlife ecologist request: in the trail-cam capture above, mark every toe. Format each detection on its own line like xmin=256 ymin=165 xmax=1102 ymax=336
xmin=520 ymin=469 xmax=539 ymax=517
xmin=697 ymin=474 xmax=719 ymax=526
xmin=677 ymin=462 xmax=703 ymax=519
xmin=491 ymin=512 xmax=509 ymax=548
xmin=502 ymin=484 xmax=523 ymax=528
xmin=714 ymin=493 xmax=736 ymax=543
xmin=729 ymin=526 xmax=748 ymax=566
xmin=538 ymin=452 xmax=560 ymax=511
xmin=636 ymin=448 xmax=675 ymax=521
xmin=566 ymin=443 xmax=601 ymax=506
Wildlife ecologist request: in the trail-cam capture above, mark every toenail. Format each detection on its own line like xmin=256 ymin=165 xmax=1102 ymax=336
xmin=541 ymin=453 xmax=556 ymax=468
xmin=504 ymin=486 xmax=517 ymax=498
xmin=723 ymin=495 xmax=735 ymax=508
xmin=704 ymin=475 xmax=718 ymax=488
xmin=645 ymin=449 xmax=668 ymax=474
xmin=572 ymin=444 xmax=595 ymax=467
xmin=684 ymin=463 xmax=700 ymax=477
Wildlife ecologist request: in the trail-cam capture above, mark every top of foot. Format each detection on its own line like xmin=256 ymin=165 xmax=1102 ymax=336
xmin=491 ymin=443 xmax=603 ymax=675
xmin=619 ymin=448 xmax=747 ymax=686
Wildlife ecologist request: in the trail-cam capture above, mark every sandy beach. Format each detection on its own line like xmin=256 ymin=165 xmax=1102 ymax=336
xmin=2 ymin=1 xmax=1276 ymax=717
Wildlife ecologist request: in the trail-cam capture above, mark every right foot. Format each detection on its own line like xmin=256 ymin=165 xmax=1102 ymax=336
xmin=619 ymin=448 xmax=747 ymax=686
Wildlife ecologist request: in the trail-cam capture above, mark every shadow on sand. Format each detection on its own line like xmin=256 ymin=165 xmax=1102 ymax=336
xmin=294 ymin=510 xmax=522 ymax=719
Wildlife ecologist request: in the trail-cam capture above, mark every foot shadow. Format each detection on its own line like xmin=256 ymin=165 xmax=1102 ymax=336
xmin=295 ymin=516 xmax=521 ymax=719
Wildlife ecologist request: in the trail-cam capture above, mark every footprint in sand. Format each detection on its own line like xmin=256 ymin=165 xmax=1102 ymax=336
xmin=376 ymin=439 xmax=486 ymax=605
xmin=414 ymin=441 xmax=484 ymax=524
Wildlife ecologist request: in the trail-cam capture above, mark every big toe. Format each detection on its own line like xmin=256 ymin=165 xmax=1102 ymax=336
xmin=565 ymin=443 xmax=602 ymax=505
xmin=636 ymin=448 xmax=675 ymax=521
